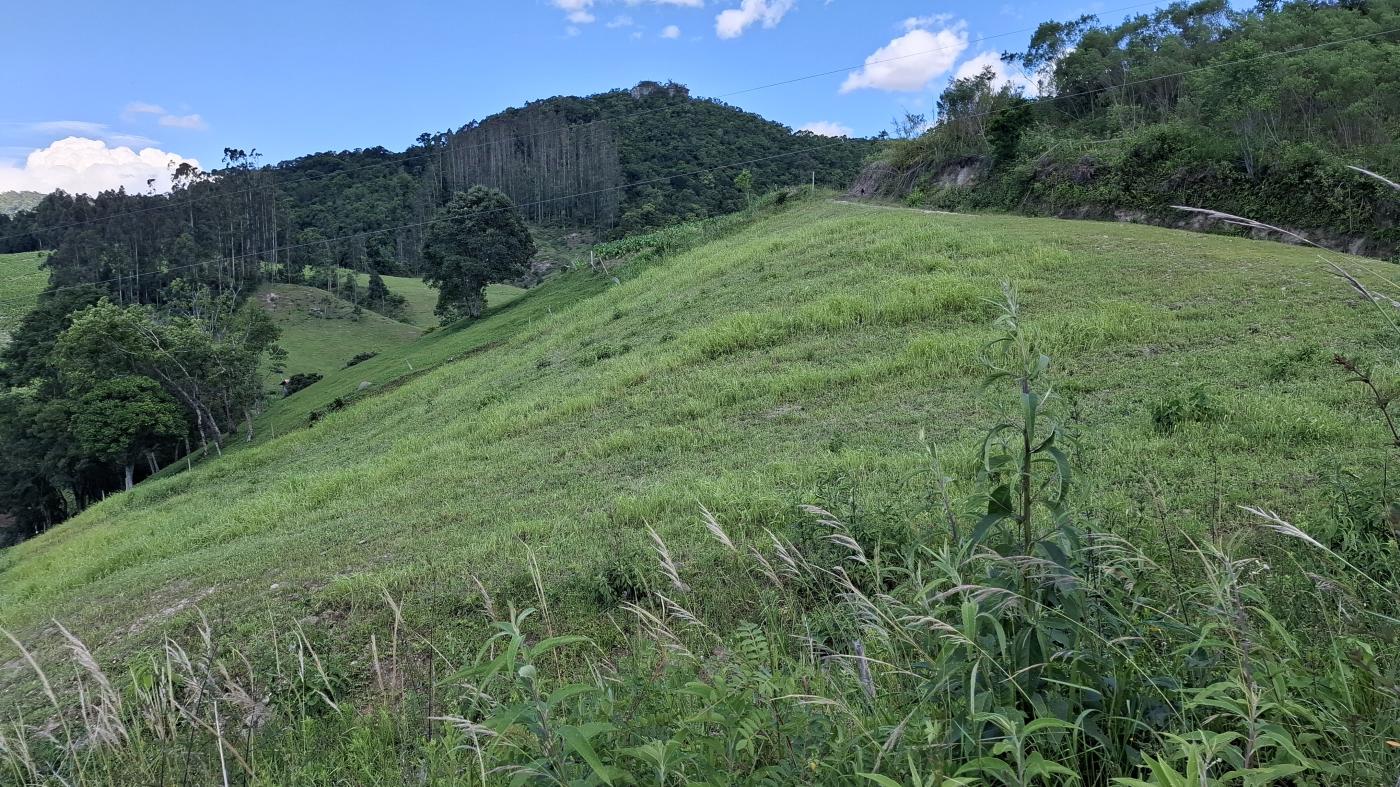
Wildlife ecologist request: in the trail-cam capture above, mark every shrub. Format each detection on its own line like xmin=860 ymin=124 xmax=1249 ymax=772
xmin=344 ymin=351 xmax=378 ymax=368
xmin=1150 ymin=385 xmax=1224 ymax=433
xmin=282 ymin=372 xmax=323 ymax=397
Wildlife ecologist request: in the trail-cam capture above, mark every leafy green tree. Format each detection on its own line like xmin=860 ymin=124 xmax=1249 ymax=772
xmin=422 ymin=187 xmax=536 ymax=320
xmin=367 ymin=270 xmax=391 ymax=304
xmin=56 ymin=295 xmax=281 ymax=448
xmin=70 ymin=377 xmax=186 ymax=491
xmin=734 ymin=169 xmax=755 ymax=208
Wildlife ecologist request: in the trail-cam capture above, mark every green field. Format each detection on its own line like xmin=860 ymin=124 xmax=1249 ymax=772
xmin=255 ymin=283 xmax=423 ymax=382
xmin=0 ymin=251 xmax=47 ymax=346
xmin=258 ymin=279 xmax=527 ymax=384
xmin=342 ymin=269 xmax=527 ymax=328
xmin=3 ymin=199 xmax=1388 ymax=646
xmin=1 ymin=201 xmax=1395 ymax=780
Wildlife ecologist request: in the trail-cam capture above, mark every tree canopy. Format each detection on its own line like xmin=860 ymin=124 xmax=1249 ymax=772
xmin=878 ymin=0 xmax=1400 ymax=255
xmin=422 ymin=188 xmax=536 ymax=320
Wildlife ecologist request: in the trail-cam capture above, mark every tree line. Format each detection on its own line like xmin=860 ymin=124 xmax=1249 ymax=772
xmin=869 ymin=0 xmax=1400 ymax=255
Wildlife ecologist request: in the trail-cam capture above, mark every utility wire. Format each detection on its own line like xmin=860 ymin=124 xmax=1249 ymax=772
xmin=0 ymin=0 xmax=1179 ymax=245
xmin=0 ymin=22 xmax=1395 ymax=306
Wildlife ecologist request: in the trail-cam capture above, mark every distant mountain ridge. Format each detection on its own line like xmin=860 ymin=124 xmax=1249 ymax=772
xmin=0 ymin=191 xmax=43 ymax=216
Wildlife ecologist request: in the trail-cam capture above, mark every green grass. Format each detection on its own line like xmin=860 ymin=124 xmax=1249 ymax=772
xmin=255 ymin=283 xmax=422 ymax=381
xmin=341 ymin=269 xmax=526 ymax=328
xmin=259 ymin=280 xmax=528 ymax=387
xmin=0 ymin=250 xmax=48 ymax=346
xmin=0 ymin=200 xmax=1391 ymax=707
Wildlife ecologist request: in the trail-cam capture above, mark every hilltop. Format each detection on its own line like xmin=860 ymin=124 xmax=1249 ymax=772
xmin=0 ymin=191 xmax=44 ymax=216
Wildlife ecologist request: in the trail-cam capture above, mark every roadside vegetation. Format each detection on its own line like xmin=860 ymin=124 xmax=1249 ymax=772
xmin=866 ymin=0 xmax=1400 ymax=257
xmin=0 ymin=193 xmax=1395 ymax=783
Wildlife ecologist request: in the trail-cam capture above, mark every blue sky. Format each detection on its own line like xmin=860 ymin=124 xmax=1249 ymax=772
xmin=1 ymin=0 xmax=1157 ymax=195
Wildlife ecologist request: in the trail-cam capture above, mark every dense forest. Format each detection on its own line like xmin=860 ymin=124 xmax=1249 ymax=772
xmin=863 ymin=0 xmax=1400 ymax=255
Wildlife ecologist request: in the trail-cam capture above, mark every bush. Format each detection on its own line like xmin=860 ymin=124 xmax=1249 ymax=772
xmin=344 ymin=351 xmax=378 ymax=368
xmin=281 ymin=372 xmax=323 ymax=397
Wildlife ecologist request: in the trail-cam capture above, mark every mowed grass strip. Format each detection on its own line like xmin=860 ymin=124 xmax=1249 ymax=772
xmin=0 ymin=202 xmax=1386 ymax=684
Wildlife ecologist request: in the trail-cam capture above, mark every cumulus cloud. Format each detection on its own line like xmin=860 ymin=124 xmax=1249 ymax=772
xmin=840 ymin=22 xmax=969 ymax=93
xmin=799 ymin=120 xmax=853 ymax=137
xmin=0 ymin=137 xmax=200 ymax=196
xmin=952 ymin=50 xmax=1037 ymax=95
xmin=553 ymin=0 xmax=596 ymax=23
xmin=661 ymin=24 xmax=681 ymax=38
xmin=716 ymin=0 xmax=796 ymax=39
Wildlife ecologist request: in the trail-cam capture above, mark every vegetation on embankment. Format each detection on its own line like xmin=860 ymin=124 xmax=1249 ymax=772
xmin=863 ymin=0 xmax=1400 ymax=257
xmin=0 ymin=198 xmax=1395 ymax=783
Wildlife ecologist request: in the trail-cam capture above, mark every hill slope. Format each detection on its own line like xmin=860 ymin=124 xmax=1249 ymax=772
xmin=0 ymin=251 xmax=47 ymax=346
xmin=0 ymin=200 xmax=1385 ymax=666
xmin=0 ymin=191 xmax=43 ymax=216
xmin=258 ymin=278 xmax=529 ymax=393
xmin=256 ymin=284 xmax=424 ymax=381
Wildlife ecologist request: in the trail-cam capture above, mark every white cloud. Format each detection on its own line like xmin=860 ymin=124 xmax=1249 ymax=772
xmin=606 ymin=14 xmax=634 ymax=27
xmin=0 ymin=137 xmax=200 ymax=196
xmin=953 ymin=50 xmax=1037 ymax=95
xmin=661 ymin=24 xmax=681 ymax=38
xmin=157 ymin=113 xmax=207 ymax=131
xmin=716 ymin=0 xmax=796 ymax=39
xmin=30 ymin=120 xmax=108 ymax=136
xmin=902 ymin=14 xmax=952 ymax=31
xmin=122 ymin=101 xmax=166 ymax=121
xmin=799 ymin=120 xmax=854 ymax=137
xmin=840 ymin=23 xmax=969 ymax=93
xmin=554 ymin=0 xmax=702 ymax=28
xmin=106 ymin=133 xmax=161 ymax=148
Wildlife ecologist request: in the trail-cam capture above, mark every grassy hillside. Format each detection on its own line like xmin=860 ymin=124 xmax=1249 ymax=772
xmin=1 ymin=201 xmax=1395 ymax=780
xmin=0 ymin=250 xmax=47 ymax=346
xmin=255 ymin=283 xmax=423 ymax=381
xmin=258 ymin=278 xmax=530 ymax=408
xmin=340 ymin=269 xmax=526 ymax=328
xmin=3 ymin=197 xmax=1386 ymax=643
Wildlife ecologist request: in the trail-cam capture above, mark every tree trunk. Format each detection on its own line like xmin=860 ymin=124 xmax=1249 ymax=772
xmin=124 ymin=464 xmax=134 ymax=492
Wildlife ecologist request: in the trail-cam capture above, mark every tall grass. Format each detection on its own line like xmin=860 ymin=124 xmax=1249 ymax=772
xmin=0 ymin=279 xmax=1394 ymax=785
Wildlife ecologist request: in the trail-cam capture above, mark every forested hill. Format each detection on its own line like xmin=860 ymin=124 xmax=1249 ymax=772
xmin=0 ymin=82 xmax=872 ymax=272
xmin=267 ymin=81 xmax=873 ymax=273
xmin=860 ymin=0 xmax=1400 ymax=257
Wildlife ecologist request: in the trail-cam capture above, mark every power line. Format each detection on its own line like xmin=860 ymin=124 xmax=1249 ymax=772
xmin=0 ymin=0 xmax=1177 ymax=245
xmin=1 ymin=22 xmax=1395 ymax=307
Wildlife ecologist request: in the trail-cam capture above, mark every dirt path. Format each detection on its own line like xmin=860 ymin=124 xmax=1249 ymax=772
xmin=830 ymin=199 xmax=960 ymax=216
